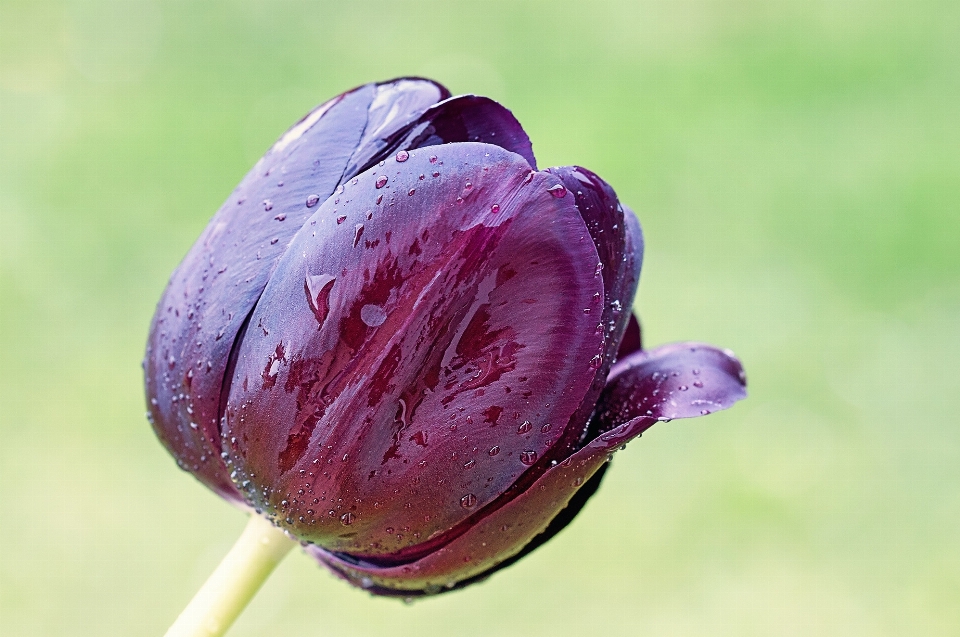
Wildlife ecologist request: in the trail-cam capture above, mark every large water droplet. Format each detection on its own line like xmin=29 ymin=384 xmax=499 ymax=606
xmin=361 ymin=304 xmax=387 ymax=327
xmin=520 ymin=450 xmax=537 ymax=466
xmin=547 ymin=184 xmax=567 ymax=198
xmin=375 ymin=175 xmax=388 ymax=189
xmin=353 ymin=224 xmax=365 ymax=247
xmin=488 ymin=445 xmax=500 ymax=456
xmin=340 ymin=512 xmax=355 ymax=526
xmin=396 ymin=150 xmax=410 ymax=162
xmin=306 ymin=194 xmax=321 ymax=208
xmin=460 ymin=493 xmax=477 ymax=508
xmin=517 ymin=421 xmax=532 ymax=434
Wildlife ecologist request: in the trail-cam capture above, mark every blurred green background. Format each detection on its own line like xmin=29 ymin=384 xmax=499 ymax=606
xmin=2 ymin=0 xmax=958 ymax=635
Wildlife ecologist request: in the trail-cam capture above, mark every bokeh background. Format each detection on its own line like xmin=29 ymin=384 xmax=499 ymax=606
xmin=2 ymin=0 xmax=958 ymax=635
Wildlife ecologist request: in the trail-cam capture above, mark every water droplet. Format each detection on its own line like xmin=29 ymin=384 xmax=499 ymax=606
xmin=463 ymin=459 xmax=475 ymax=470
xmin=574 ymin=477 xmax=584 ymax=486
xmin=460 ymin=493 xmax=477 ymax=508
xmin=336 ymin=215 xmax=347 ymax=224
xmin=429 ymin=155 xmax=438 ymax=163
xmin=679 ymin=385 xmax=689 ymax=391
xmin=432 ymin=171 xmax=440 ymax=178
xmin=547 ymin=184 xmax=567 ymax=198
xmin=396 ymin=150 xmax=410 ymax=162
xmin=360 ymin=304 xmax=387 ymax=327
xmin=262 ymin=199 xmax=273 ymax=211
xmin=353 ymin=224 xmax=365 ymax=247
xmin=488 ymin=445 xmax=500 ymax=456
xmin=589 ymin=355 xmax=602 ymax=370
xmin=541 ymin=423 xmax=552 ymax=433
xmin=306 ymin=194 xmax=321 ymax=208
xmin=464 ymin=181 xmax=473 ymax=192
xmin=517 ymin=421 xmax=532 ymax=434
xmin=274 ymin=213 xmax=286 ymax=221
xmin=520 ymin=450 xmax=537 ymax=465
xmin=408 ymin=188 xmax=416 ymax=196
xmin=375 ymin=175 xmax=388 ymax=189
xmin=693 ymin=380 xmax=704 ymax=388
xmin=340 ymin=512 xmax=355 ymax=526
xmin=305 ymin=273 xmax=336 ymax=327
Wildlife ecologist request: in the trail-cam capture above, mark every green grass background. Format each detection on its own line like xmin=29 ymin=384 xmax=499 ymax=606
xmin=2 ymin=0 xmax=958 ymax=634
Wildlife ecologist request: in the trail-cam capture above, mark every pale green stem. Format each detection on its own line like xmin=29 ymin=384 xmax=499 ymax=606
xmin=164 ymin=514 xmax=297 ymax=637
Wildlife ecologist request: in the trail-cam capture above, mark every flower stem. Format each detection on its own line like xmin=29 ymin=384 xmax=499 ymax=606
xmin=164 ymin=514 xmax=296 ymax=637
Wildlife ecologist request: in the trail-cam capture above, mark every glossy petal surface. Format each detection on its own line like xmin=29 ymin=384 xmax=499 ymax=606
xmin=347 ymin=95 xmax=538 ymax=177
xmin=309 ymin=341 xmax=746 ymax=594
xmin=223 ymin=144 xmax=604 ymax=558
xmin=545 ymin=167 xmax=643 ymax=455
xmin=143 ymin=79 xmax=447 ymax=500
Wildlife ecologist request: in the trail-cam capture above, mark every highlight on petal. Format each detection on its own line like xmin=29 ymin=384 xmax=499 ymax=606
xmin=222 ymin=143 xmax=605 ymax=559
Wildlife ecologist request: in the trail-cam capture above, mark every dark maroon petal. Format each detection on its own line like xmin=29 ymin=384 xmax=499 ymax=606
xmin=594 ymin=342 xmax=747 ymax=435
xmin=301 ymin=343 xmax=745 ymax=595
xmin=305 ymin=412 xmax=625 ymax=595
xmin=543 ymin=167 xmax=644 ymax=455
xmin=348 ymin=95 xmax=537 ymax=176
xmin=144 ymin=79 xmax=447 ymax=502
xmin=616 ymin=314 xmax=643 ymax=361
xmin=222 ymin=143 xmax=604 ymax=559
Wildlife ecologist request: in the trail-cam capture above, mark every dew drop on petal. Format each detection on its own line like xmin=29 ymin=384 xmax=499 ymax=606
xmin=520 ymin=450 xmax=537 ymax=466
xmin=375 ymin=176 xmax=388 ymax=189
xmin=306 ymin=194 xmax=321 ymax=208
xmin=547 ymin=184 xmax=567 ymax=198
xmin=460 ymin=493 xmax=477 ymax=508
xmin=360 ymin=304 xmax=387 ymax=327
xmin=395 ymin=150 xmax=410 ymax=162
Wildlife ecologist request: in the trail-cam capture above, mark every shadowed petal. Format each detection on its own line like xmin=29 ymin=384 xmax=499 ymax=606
xmin=223 ymin=143 xmax=604 ymax=560
xmin=616 ymin=314 xmax=642 ymax=361
xmin=144 ymin=79 xmax=447 ymax=502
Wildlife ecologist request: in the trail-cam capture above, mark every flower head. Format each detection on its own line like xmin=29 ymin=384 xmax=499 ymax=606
xmin=144 ymin=78 xmax=746 ymax=597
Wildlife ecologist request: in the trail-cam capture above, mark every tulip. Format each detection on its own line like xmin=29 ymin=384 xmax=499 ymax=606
xmin=146 ymin=78 xmax=746 ymax=633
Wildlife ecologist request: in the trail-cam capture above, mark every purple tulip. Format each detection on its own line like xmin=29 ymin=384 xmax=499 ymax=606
xmin=145 ymin=78 xmax=746 ymax=598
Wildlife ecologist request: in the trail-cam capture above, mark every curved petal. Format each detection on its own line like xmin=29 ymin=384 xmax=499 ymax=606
xmin=304 ymin=341 xmax=745 ymax=595
xmin=543 ymin=168 xmax=643 ymax=455
xmin=347 ymin=95 xmax=537 ymax=177
xmin=596 ymin=341 xmax=747 ymax=433
xmin=222 ymin=143 xmax=604 ymax=560
xmin=144 ymin=78 xmax=447 ymax=502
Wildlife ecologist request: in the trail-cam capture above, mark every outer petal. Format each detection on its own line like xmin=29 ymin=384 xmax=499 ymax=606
xmin=143 ymin=79 xmax=447 ymax=501
xmin=543 ymin=168 xmax=644 ymax=457
xmin=223 ymin=143 xmax=605 ymax=560
xmin=306 ymin=341 xmax=746 ymax=595
xmin=345 ymin=95 xmax=538 ymax=177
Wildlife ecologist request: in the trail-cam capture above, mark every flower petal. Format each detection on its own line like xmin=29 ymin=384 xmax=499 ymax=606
xmin=616 ymin=314 xmax=643 ymax=361
xmin=346 ymin=95 xmax=537 ymax=177
xmin=144 ymin=79 xmax=446 ymax=501
xmin=303 ymin=342 xmax=745 ymax=595
xmin=596 ymin=341 xmax=747 ymax=433
xmin=542 ymin=168 xmax=643 ymax=457
xmin=222 ymin=143 xmax=604 ymax=559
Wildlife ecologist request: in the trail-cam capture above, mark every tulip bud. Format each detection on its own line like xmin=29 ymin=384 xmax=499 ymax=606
xmin=145 ymin=78 xmax=747 ymax=597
